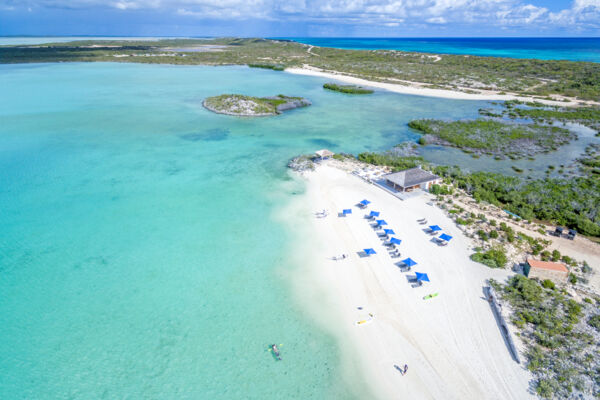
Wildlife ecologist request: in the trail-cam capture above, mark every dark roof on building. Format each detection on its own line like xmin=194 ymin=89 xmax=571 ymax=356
xmin=384 ymin=167 xmax=440 ymax=188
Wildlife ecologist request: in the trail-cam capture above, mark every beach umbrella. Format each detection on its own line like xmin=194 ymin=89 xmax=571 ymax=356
xmin=402 ymin=257 xmax=417 ymax=267
xmin=429 ymin=225 xmax=442 ymax=232
xmin=360 ymin=199 xmax=371 ymax=206
xmin=383 ymin=229 xmax=395 ymax=235
xmin=390 ymin=237 xmax=402 ymax=245
xmin=364 ymin=248 xmax=376 ymax=255
xmin=415 ymin=272 xmax=430 ymax=282
xmin=369 ymin=211 xmax=380 ymax=217
xmin=376 ymin=219 xmax=387 ymax=226
xmin=343 ymin=209 xmax=352 ymax=215
xmin=439 ymin=233 xmax=453 ymax=241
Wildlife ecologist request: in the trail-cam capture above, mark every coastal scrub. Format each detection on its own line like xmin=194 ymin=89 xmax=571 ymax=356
xmin=203 ymin=94 xmax=311 ymax=116
xmin=491 ymin=276 xmax=600 ymax=399
xmin=323 ymin=83 xmax=374 ymax=94
xmin=408 ymin=119 xmax=576 ymax=159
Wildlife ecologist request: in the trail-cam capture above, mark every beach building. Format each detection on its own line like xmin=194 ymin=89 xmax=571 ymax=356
xmin=384 ymin=167 xmax=441 ymax=192
xmin=524 ymin=258 xmax=569 ymax=284
xmin=315 ymin=149 xmax=334 ymax=160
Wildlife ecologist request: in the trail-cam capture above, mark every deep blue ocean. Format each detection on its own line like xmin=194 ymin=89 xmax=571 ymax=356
xmin=276 ymin=37 xmax=600 ymax=62
xmin=2 ymin=37 xmax=599 ymax=62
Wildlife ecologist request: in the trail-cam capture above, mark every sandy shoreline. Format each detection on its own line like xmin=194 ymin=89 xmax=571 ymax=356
xmin=283 ymin=163 xmax=534 ymax=399
xmin=286 ymin=66 xmax=597 ymax=107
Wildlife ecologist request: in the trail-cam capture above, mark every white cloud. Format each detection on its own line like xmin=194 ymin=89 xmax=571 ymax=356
xmin=1 ymin=0 xmax=598 ymax=31
xmin=426 ymin=16 xmax=446 ymax=24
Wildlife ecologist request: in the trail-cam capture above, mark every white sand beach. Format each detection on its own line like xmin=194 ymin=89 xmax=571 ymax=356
xmin=282 ymin=164 xmax=534 ymax=399
xmin=286 ymin=66 xmax=598 ymax=107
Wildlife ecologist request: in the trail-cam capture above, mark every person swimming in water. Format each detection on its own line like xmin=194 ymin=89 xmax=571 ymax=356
xmin=271 ymin=344 xmax=282 ymax=360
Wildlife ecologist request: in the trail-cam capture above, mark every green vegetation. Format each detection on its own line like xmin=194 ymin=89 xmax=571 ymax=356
xmin=578 ymin=144 xmax=600 ymax=176
xmin=357 ymin=152 xmax=425 ymax=172
xmin=506 ymin=103 xmax=600 ymax=132
xmin=323 ymin=83 xmax=373 ymax=94
xmin=434 ymin=166 xmax=600 ymax=237
xmin=408 ymin=119 xmax=575 ymax=159
xmin=589 ymin=314 xmax=600 ymax=331
xmin=248 ymin=63 xmax=285 ymax=71
xmin=2 ymin=38 xmax=600 ymax=101
xmin=541 ymin=279 xmax=555 ymax=290
xmin=470 ymin=247 xmax=507 ymax=268
xmin=357 ymin=151 xmax=600 ymax=237
xmin=203 ymin=94 xmax=310 ymax=116
xmin=491 ymin=276 xmax=599 ymax=399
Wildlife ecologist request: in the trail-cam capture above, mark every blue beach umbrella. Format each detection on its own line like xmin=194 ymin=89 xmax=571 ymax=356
xmin=383 ymin=229 xmax=395 ymax=235
xmin=343 ymin=209 xmax=352 ymax=215
xmin=376 ymin=219 xmax=388 ymax=226
xmin=429 ymin=225 xmax=442 ymax=232
xmin=390 ymin=237 xmax=402 ymax=245
xmin=360 ymin=199 xmax=371 ymax=206
xmin=364 ymin=248 xmax=377 ymax=255
xmin=415 ymin=272 xmax=430 ymax=282
xmin=402 ymin=257 xmax=417 ymax=267
xmin=439 ymin=233 xmax=453 ymax=241
xmin=369 ymin=211 xmax=380 ymax=217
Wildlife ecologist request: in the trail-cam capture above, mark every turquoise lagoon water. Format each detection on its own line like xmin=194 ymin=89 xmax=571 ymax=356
xmin=0 ymin=63 xmax=586 ymax=398
xmin=281 ymin=37 xmax=600 ymax=62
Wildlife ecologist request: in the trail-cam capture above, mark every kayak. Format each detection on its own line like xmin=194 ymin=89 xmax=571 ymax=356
xmin=423 ymin=293 xmax=439 ymax=300
xmin=355 ymin=313 xmax=374 ymax=325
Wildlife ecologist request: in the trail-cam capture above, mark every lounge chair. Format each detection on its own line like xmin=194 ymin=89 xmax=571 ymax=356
xmin=439 ymin=240 xmax=448 ymax=246
xmin=419 ymin=220 xmax=428 ymax=225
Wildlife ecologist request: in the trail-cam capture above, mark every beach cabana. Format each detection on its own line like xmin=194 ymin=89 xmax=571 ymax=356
xmin=390 ymin=237 xmax=402 ymax=245
xmin=315 ymin=149 xmax=334 ymax=160
xmin=342 ymin=209 xmax=352 ymax=215
xmin=358 ymin=199 xmax=371 ymax=209
xmin=401 ymin=257 xmax=417 ymax=267
xmin=364 ymin=248 xmax=377 ymax=256
xmin=384 ymin=167 xmax=441 ymax=192
xmin=415 ymin=272 xmax=430 ymax=282
xmin=429 ymin=225 xmax=442 ymax=232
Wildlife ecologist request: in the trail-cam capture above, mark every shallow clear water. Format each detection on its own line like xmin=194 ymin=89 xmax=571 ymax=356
xmin=0 ymin=63 xmax=590 ymax=398
xmin=281 ymin=37 xmax=600 ymax=62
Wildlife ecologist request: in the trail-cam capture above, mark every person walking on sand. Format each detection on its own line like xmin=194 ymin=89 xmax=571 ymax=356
xmin=403 ymin=364 xmax=408 ymax=375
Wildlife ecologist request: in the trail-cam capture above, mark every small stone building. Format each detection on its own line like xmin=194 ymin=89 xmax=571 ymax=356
xmin=315 ymin=149 xmax=334 ymax=160
xmin=524 ymin=258 xmax=569 ymax=284
xmin=384 ymin=167 xmax=442 ymax=192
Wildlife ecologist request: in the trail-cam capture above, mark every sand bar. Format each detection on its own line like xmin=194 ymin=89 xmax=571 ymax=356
xmin=283 ymin=163 xmax=534 ymax=399
xmin=286 ymin=66 xmax=598 ymax=107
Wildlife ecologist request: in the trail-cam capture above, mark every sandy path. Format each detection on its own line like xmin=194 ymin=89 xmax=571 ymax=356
xmin=284 ymin=165 xmax=533 ymax=399
xmin=285 ymin=66 xmax=598 ymax=107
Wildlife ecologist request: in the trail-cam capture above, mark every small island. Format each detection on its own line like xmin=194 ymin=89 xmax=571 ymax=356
xmin=408 ymin=119 xmax=576 ymax=159
xmin=203 ymin=94 xmax=311 ymax=116
xmin=323 ymin=83 xmax=374 ymax=94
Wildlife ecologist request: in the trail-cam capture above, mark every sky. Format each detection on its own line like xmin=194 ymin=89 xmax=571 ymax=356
xmin=0 ymin=0 xmax=599 ymax=37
